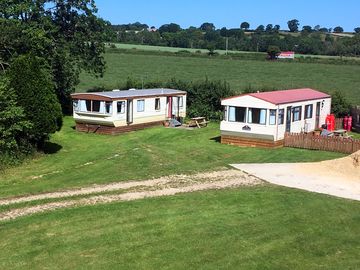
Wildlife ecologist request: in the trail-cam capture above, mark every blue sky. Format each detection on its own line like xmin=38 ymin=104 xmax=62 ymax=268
xmin=96 ymin=0 xmax=359 ymax=32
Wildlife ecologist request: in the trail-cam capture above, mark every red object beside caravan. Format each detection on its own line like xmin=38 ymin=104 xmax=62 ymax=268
xmin=347 ymin=116 xmax=352 ymax=131
xmin=344 ymin=116 xmax=348 ymax=131
xmin=326 ymin=114 xmax=335 ymax=131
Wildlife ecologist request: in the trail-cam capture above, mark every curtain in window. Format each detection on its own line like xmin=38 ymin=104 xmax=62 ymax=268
xmin=228 ymin=107 xmax=236 ymax=121
xmin=137 ymin=100 xmax=144 ymax=112
xmin=248 ymin=108 xmax=253 ymax=123
xmin=79 ymin=100 xmax=87 ymax=112
xmin=260 ymin=109 xmax=266 ymax=124
xmin=99 ymin=101 xmax=105 ymax=114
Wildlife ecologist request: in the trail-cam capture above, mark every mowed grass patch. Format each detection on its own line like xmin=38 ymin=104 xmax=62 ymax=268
xmin=78 ymin=52 xmax=360 ymax=104
xmin=0 ymin=117 xmax=343 ymax=198
xmin=0 ymin=186 xmax=359 ymax=269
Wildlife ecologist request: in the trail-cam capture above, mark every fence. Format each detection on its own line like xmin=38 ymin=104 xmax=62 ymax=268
xmin=284 ymin=132 xmax=360 ymax=154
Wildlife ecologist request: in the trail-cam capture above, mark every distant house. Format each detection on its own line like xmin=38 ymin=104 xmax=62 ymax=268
xmin=220 ymin=88 xmax=331 ymax=147
xmin=278 ymin=51 xmax=295 ymax=59
xmin=71 ymin=88 xmax=187 ymax=135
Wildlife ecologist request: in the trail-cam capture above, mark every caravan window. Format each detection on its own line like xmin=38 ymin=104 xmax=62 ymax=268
xmin=269 ymin=109 xmax=276 ymax=125
xmin=305 ymin=104 xmax=313 ymax=119
xmin=117 ymin=101 xmax=125 ymax=114
xmin=155 ymin=98 xmax=161 ymax=110
xmin=105 ymin=102 xmax=112 ymax=114
xmin=248 ymin=108 xmax=267 ymax=125
xmin=179 ymin=96 xmax=183 ymax=107
xmin=228 ymin=107 xmax=246 ymax=122
xmin=292 ymin=106 xmax=302 ymax=121
xmin=86 ymin=100 xmax=92 ymax=111
xmin=92 ymin=100 xmax=100 ymax=112
xmin=137 ymin=100 xmax=145 ymax=112
xmin=278 ymin=109 xmax=284 ymax=124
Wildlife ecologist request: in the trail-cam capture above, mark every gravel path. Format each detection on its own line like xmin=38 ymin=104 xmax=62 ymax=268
xmin=0 ymin=170 xmax=262 ymax=222
xmin=231 ymin=152 xmax=360 ymax=201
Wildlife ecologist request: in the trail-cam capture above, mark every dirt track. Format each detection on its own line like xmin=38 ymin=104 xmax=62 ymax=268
xmin=0 ymin=170 xmax=262 ymax=222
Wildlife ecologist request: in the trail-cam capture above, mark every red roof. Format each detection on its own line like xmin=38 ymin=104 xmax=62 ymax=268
xmin=223 ymin=88 xmax=330 ymax=105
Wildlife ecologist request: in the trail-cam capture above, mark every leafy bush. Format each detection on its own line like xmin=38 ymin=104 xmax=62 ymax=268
xmin=0 ymin=79 xmax=32 ymax=167
xmin=331 ymin=90 xmax=351 ymax=117
xmin=7 ymin=54 xmax=63 ymax=149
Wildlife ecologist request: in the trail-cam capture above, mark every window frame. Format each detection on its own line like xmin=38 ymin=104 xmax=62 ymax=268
xmin=228 ymin=106 xmax=247 ymax=123
xmin=248 ymin=108 xmax=267 ymax=125
xmin=269 ymin=109 xmax=276 ymax=125
xmin=292 ymin=106 xmax=302 ymax=122
xmin=155 ymin=98 xmax=161 ymax=111
xmin=117 ymin=101 xmax=125 ymax=114
xmin=304 ymin=104 xmax=313 ymax=119
xmin=179 ymin=96 xmax=183 ymax=108
xmin=278 ymin=109 xmax=284 ymax=125
xmin=137 ymin=99 xmax=145 ymax=112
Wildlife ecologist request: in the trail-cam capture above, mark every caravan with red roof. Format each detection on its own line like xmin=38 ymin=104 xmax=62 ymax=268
xmin=220 ymin=88 xmax=331 ymax=147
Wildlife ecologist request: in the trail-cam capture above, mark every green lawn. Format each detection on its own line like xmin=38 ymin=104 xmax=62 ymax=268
xmin=0 ymin=117 xmax=343 ymax=198
xmin=0 ymin=186 xmax=359 ymax=269
xmin=78 ymin=51 xmax=360 ymax=104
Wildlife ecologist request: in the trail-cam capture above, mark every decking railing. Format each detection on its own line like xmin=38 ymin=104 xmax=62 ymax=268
xmin=284 ymin=132 xmax=360 ymax=154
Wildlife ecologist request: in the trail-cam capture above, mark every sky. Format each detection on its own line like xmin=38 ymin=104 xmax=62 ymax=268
xmin=95 ymin=0 xmax=359 ymax=32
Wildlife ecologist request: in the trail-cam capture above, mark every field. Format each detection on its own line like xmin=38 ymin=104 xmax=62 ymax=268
xmin=1 ymin=48 xmax=360 ymax=269
xmin=1 ymin=186 xmax=359 ymax=269
xmin=79 ymin=50 xmax=360 ymax=104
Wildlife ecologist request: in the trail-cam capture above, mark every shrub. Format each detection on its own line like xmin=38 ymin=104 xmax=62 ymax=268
xmin=0 ymin=79 xmax=32 ymax=167
xmin=7 ymin=54 xmax=63 ymax=149
xmin=331 ymin=90 xmax=351 ymax=117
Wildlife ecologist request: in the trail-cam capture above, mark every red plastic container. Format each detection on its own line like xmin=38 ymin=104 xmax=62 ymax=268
xmin=344 ymin=116 xmax=348 ymax=131
xmin=347 ymin=116 xmax=352 ymax=131
xmin=326 ymin=114 xmax=335 ymax=131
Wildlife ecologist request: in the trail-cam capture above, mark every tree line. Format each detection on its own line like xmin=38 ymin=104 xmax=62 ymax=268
xmin=108 ymin=20 xmax=360 ymax=56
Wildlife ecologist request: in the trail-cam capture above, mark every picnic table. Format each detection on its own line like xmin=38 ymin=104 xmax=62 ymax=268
xmin=331 ymin=129 xmax=353 ymax=139
xmin=333 ymin=129 xmax=347 ymax=136
xmin=188 ymin=117 xmax=209 ymax=128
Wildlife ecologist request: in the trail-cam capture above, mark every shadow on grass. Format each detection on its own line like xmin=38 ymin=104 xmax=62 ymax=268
xmin=210 ymin=136 xmax=221 ymax=143
xmin=43 ymin=142 xmax=63 ymax=154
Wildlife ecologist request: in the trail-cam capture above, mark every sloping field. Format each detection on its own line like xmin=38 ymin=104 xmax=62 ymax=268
xmin=78 ymin=52 xmax=360 ymax=104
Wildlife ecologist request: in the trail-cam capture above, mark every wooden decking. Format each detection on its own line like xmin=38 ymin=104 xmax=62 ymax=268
xmin=75 ymin=121 xmax=165 ymax=135
xmin=221 ymin=135 xmax=284 ymax=148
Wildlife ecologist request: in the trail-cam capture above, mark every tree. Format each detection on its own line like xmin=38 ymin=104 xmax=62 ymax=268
xmin=287 ymin=19 xmax=299 ymax=32
xmin=240 ymin=22 xmax=250 ymax=30
xmin=255 ymin=25 xmax=265 ymax=32
xmin=200 ymin=22 xmax=215 ymax=32
xmin=267 ymin=45 xmax=281 ymax=60
xmin=273 ymin=25 xmax=280 ymax=32
xmin=333 ymin=26 xmax=344 ymax=33
xmin=0 ymin=0 xmax=107 ymax=113
xmin=266 ymin=24 xmax=273 ymax=32
xmin=7 ymin=55 xmax=63 ymax=148
xmin=302 ymin=25 xmax=312 ymax=32
xmin=158 ymin=23 xmax=181 ymax=34
xmin=0 ymin=79 xmax=32 ymax=165
xmin=331 ymin=91 xmax=351 ymax=117
xmin=354 ymin=27 xmax=360 ymax=33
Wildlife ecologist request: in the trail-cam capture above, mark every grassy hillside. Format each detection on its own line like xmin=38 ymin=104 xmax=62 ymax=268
xmin=0 ymin=117 xmax=342 ymax=198
xmin=78 ymin=51 xmax=360 ymax=104
xmin=1 ymin=186 xmax=359 ymax=269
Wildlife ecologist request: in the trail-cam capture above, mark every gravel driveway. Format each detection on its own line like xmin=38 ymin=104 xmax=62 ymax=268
xmin=231 ymin=151 xmax=360 ymax=201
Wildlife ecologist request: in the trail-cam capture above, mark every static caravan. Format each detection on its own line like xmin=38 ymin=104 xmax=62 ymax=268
xmin=220 ymin=88 xmax=331 ymax=147
xmin=71 ymin=88 xmax=186 ymax=134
